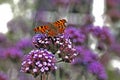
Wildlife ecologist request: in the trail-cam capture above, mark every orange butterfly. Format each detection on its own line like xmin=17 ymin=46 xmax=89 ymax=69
xmin=34 ymin=19 xmax=67 ymax=37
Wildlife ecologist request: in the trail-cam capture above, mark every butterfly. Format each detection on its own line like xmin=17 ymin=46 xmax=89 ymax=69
xmin=34 ymin=19 xmax=67 ymax=37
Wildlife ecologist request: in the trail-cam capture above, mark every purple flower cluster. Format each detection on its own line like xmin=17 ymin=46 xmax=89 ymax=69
xmin=3 ymin=47 xmax=23 ymax=61
xmin=21 ymin=25 xmax=111 ymax=79
xmin=32 ymin=34 xmax=78 ymax=63
xmin=72 ymin=46 xmax=107 ymax=80
xmin=20 ymin=49 xmax=57 ymax=77
xmin=54 ymin=35 xmax=78 ymax=62
xmin=21 ymin=32 xmax=78 ymax=77
xmin=32 ymin=34 xmax=53 ymax=49
xmin=78 ymin=25 xmax=114 ymax=47
xmin=88 ymin=61 xmax=107 ymax=80
xmin=72 ymin=46 xmax=98 ymax=66
xmin=65 ymin=27 xmax=86 ymax=45
xmin=91 ymin=26 xmax=114 ymax=45
xmin=0 ymin=72 xmax=8 ymax=80
xmin=16 ymin=37 xmax=33 ymax=50
xmin=0 ymin=36 xmax=33 ymax=61
xmin=109 ymin=43 xmax=120 ymax=56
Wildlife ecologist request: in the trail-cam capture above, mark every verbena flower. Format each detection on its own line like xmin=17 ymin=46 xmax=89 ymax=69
xmin=55 ymin=35 xmax=78 ymax=62
xmin=65 ymin=27 xmax=86 ymax=45
xmin=0 ymin=72 xmax=8 ymax=80
xmin=4 ymin=47 xmax=23 ymax=61
xmin=80 ymin=24 xmax=93 ymax=34
xmin=91 ymin=26 xmax=114 ymax=45
xmin=16 ymin=37 xmax=33 ymax=50
xmin=72 ymin=46 xmax=98 ymax=66
xmin=32 ymin=34 xmax=53 ymax=49
xmin=20 ymin=49 xmax=57 ymax=77
xmin=72 ymin=46 xmax=107 ymax=80
xmin=109 ymin=43 xmax=120 ymax=56
xmin=32 ymin=34 xmax=78 ymax=63
xmin=87 ymin=61 xmax=107 ymax=80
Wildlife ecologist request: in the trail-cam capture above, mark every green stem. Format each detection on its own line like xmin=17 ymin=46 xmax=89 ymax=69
xmin=40 ymin=74 xmax=42 ymax=80
xmin=46 ymin=73 xmax=49 ymax=80
xmin=56 ymin=69 xmax=61 ymax=80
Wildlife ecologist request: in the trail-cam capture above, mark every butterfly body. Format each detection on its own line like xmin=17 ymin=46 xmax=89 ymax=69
xmin=34 ymin=19 xmax=67 ymax=37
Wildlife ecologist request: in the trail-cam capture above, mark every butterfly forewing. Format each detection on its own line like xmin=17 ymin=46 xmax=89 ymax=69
xmin=34 ymin=25 xmax=49 ymax=34
xmin=52 ymin=19 xmax=67 ymax=34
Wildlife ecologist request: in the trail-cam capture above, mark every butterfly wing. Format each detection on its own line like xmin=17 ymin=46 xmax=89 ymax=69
xmin=34 ymin=19 xmax=67 ymax=37
xmin=34 ymin=25 xmax=49 ymax=34
xmin=47 ymin=29 xmax=57 ymax=37
xmin=52 ymin=19 xmax=67 ymax=34
xmin=34 ymin=25 xmax=57 ymax=37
